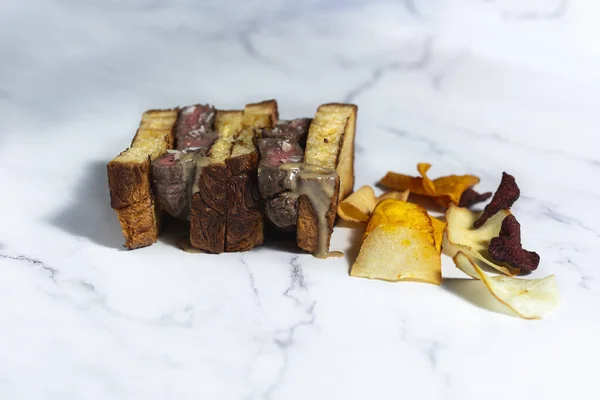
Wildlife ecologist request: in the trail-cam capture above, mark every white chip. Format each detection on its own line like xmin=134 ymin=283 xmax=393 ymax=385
xmin=453 ymin=252 xmax=559 ymax=319
xmin=445 ymin=204 xmax=518 ymax=276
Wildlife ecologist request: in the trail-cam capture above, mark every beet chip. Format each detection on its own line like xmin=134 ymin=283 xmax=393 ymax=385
xmin=459 ymin=188 xmax=492 ymax=208
xmin=473 ymin=172 xmax=519 ymax=228
xmin=489 ymin=214 xmax=540 ymax=271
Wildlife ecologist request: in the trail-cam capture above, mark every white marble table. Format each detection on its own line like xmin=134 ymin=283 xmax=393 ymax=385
xmin=1 ymin=1 xmax=599 ymax=399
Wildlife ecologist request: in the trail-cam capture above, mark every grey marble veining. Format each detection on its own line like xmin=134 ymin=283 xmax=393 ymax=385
xmin=1 ymin=0 xmax=599 ymax=399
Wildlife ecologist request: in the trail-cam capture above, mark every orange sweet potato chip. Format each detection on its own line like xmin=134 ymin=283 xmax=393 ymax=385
xmin=379 ymin=163 xmax=480 ymax=208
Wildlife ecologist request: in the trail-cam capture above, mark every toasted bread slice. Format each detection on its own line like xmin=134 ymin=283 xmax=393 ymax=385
xmin=190 ymin=110 xmax=243 ymax=253
xmin=297 ymin=103 xmax=357 ymax=254
xmin=303 ymin=103 xmax=357 ymax=201
xmin=225 ymin=100 xmax=278 ymax=252
xmin=241 ymin=100 xmax=279 ymax=130
xmin=107 ymin=108 xmax=179 ymax=249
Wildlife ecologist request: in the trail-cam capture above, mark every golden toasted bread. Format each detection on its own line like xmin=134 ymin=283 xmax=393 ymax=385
xmin=107 ymin=108 xmax=179 ymax=249
xmin=297 ymin=103 xmax=357 ymax=254
xmin=303 ymin=103 xmax=357 ymax=201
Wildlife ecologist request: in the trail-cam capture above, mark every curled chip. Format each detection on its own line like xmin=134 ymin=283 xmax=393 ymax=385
xmin=337 ymin=186 xmax=409 ymax=223
xmin=459 ymin=188 xmax=492 ymax=208
xmin=445 ymin=204 xmax=519 ymax=276
xmin=337 ymin=186 xmax=377 ymax=223
xmin=379 ymin=163 xmax=480 ymax=208
xmin=453 ymin=252 xmax=558 ymax=319
xmin=418 ymin=163 xmax=436 ymax=195
xmin=473 ymin=172 xmax=519 ymax=228
xmin=351 ymin=224 xmax=441 ymax=284
xmin=489 ymin=214 xmax=540 ymax=271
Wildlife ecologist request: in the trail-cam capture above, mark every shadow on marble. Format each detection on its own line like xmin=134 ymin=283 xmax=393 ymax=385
xmin=157 ymin=216 xmax=190 ymax=249
xmin=261 ymin=227 xmax=305 ymax=254
xmin=47 ymin=160 xmax=125 ymax=249
xmin=407 ymin=193 xmax=447 ymax=213
xmin=337 ymin=220 xmax=365 ymax=273
xmin=442 ymin=278 xmax=517 ymax=318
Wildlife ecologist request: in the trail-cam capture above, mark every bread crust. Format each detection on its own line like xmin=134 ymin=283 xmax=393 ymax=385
xmin=190 ymin=163 xmax=229 ymax=252
xmin=108 ymin=157 xmax=151 ymax=211
xmin=225 ymin=152 xmax=263 ymax=252
xmin=189 ymin=194 xmax=226 ymax=254
xmin=107 ymin=108 xmax=178 ymax=249
xmin=115 ymin=195 xmax=161 ymax=249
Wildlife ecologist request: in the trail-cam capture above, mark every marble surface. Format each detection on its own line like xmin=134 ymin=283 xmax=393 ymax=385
xmin=1 ymin=0 xmax=599 ymax=399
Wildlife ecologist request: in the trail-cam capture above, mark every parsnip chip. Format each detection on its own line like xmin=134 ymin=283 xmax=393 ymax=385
xmin=379 ymin=163 xmax=480 ymax=207
xmin=445 ymin=204 xmax=519 ymax=276
xmin=337 ymin=186 xmax=410 ymax=223
xmin=453 ymin=252 xmax=559 ymax=319
xmin=430 ymin=216 xmax=446 ymax=254
xmin=351 ymin=224 xmax=441 ymax=285
xmin=365 ymin=199 xmax=434 ymax=243
xmin=337 ymin=185 xmax=377 ymax=223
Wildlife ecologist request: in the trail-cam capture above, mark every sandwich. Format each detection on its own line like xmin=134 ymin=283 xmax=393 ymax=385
xmin=225 ymin=100 xmax=278 ymax=252
xmin=151 ymin=105 xmax=217 ymax=220
xmin=189 ymin=110 xmax=244 ymax=253
xmin=107 ymin=100 xmax=357 ymax=258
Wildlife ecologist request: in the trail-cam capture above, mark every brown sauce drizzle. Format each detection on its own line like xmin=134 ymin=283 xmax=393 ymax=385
xmin=189 ymin=155 xmax=212 ymax=196
xmin=164 ymin=150 xmax=212 ymax=220
xmin=280 ymin=163 xmax=343 ymax=259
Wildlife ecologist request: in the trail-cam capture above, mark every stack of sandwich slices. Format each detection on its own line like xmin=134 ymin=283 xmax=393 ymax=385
xmin=107 ymin=100 xmax=357 ymax=257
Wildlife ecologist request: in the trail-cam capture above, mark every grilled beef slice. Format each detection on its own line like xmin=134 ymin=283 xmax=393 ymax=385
xmin=175 ymin=104 xmax=218 ymax=150
xmin=151 ymin=149 xmax=209 ymax=220
xmin=257 ymin=138 xmax=304 ymax=230
xmin=151 ymin=105 xmax=219 ymax=220
xmin=264 ymin=192 xmax=299 ymax=230
xmin=260 ymin=118 xmax=311 ymax=146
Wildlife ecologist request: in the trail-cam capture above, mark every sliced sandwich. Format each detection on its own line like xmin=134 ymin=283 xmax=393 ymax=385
xmin=189 ymin=100 xmax=279 ymax=253
xmin=190 ymin=110 xmax=244 ymax=253
xmin=151 ymin=105 xmax=218 ymax=220
xmin=107 ymin=108 xmax=179 ymax=249
xmin=297 ymin=103 xmax=358 ymax=255
xmin=257 ymin=118 xmax=311 ymax=231
xmin=225 ymin=100 xmax=279 ymax=252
